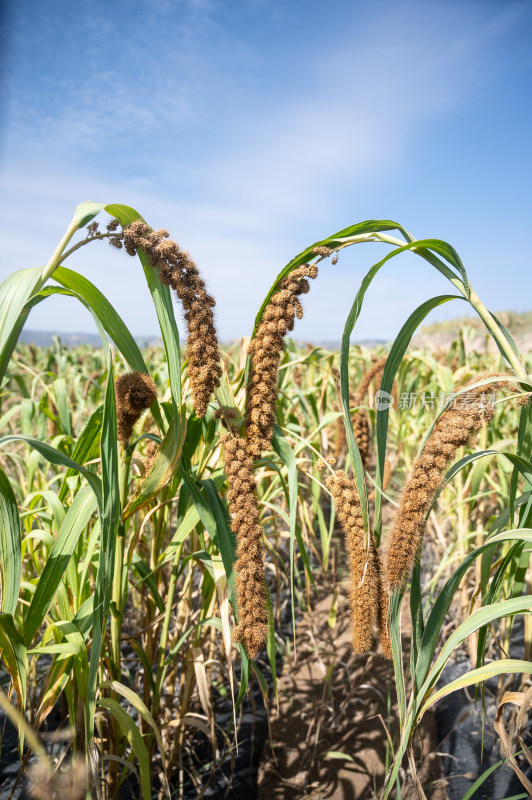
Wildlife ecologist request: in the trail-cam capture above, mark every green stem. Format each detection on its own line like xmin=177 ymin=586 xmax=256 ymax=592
xmin=110 ymin=453 xmax=131 ymax=679
xmin=60 ymin=232 xmax=116 ymax=263
xmin=152 ymin=541 xmax=184 ymax=715
xmin=39 ymin=213 xmax=80 ymax=286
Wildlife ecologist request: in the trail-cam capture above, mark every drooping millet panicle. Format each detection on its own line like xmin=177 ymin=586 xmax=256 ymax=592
xmin=385 ymin=377 xmax=510 ymax=592
xmin=333 ymin=397 xmax=371 ymax=466
xmin=359 ymin=354 xmax=399 ymax=407
xmin=115 ymin=372 xmax=157 ymax=444
xmin=368 ymin=456 xmax=392 ymax=502
xmin=335 ymin=357 xmax=396 ymax=467
xmin=221 ymin=431 xmax=268 ymax=658
xmin=349 ymin=359 xmax=388 ymax=466
xmin=375 ymin=550 xmax=392 ymax=660
xmin=325 ymin=469 xmax=380 ymax=653
xmin=358 ymin=355 xmax=389 ymax=399
xmin=121 ymin=220 xmax=222 ymax=418
xmin=246 ymin=263 xmax=318 ymax=458
xmin=351 ymin=393 xmax=371 ymax=468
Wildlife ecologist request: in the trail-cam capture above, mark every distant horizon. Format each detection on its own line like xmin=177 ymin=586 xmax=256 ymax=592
xmin=17 ymin=327 xmax=387 ymax=348
xmin=17 ymin=305 xmax=532 ymax=338
xmin=18 ymin=305 xmax=532 ymax=351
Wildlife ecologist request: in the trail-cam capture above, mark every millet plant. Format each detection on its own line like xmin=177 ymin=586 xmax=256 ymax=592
xmin=1 ymin=200 xmax=532 ymax=798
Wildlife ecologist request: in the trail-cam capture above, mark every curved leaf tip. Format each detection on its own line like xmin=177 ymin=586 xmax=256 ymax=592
xmin=73 ymin=201 xmax=106 ymax=229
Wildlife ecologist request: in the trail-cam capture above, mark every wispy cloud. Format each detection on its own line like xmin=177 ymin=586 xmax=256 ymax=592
xmin=199 ymin=0 xmax=530 ymax=221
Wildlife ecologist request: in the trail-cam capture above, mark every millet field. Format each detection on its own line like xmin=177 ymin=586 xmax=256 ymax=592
xmin=1 ymin=201 xmax=532 ymax=800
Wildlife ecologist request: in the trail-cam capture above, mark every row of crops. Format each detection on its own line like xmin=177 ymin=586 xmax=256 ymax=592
xmin=1 ymin=202 xmax=531 ymax=798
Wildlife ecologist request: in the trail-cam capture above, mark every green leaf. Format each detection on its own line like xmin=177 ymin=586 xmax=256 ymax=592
xmin=460 ymin=757 xmax=521 ymax=800
xmin=339 ymin=287 xmax=370 ymax=537
xmin=131 ymin=554 xmax=165 ymax=613
xmin=491 ymin=312 xmax=524 ymax=368
xmin=422 ymin=594 xmax=532 ymax=699
xmin=201 ymin=479 xmax=237 ymax=609
xmin=0 ymin=268 xmax=42 ymax=382
xmin=159 ymin=504 xmax=201 ymax=563
xmin=52 ymin=378 xmax=72 ymax=436
xmin=59 ymin=405 xmax=103 ymax=502
xmin=53 ymin=266 xmax=148 ymax=373
xmin=375 ymin=294 xmax=463 ymax=539
xmin=436 ymin=450 xmax=532 ymax=509
xmin=98 ymin=696 xmax=151 ymax=800
xmin=418 ymin=659 xmax=532 ymax=717
xmin=179 ymin=467 xmax=217 ymax=540
xmin=31 ymin=277 xmax=165 ymax=434
xmin=72 ymin=201 xmax=105 ymax=229
xmin=324 ymin=751 xmax=355 ymax=762
xmin=409 ymin=562 xmax=423 ymax=686
xmin=104 ymin=203 xmax=141 ymax=226
xmin=105 ymin=203 xmax=182 ymax=416
xmin=122 ymin=414 xmax=187 ymax=519
xmin=272 ymin=426 xmax=299 ymax=644
xmin=102 ymin=679 xmax=169 ymax=781
xmin=414 ymin=529 xmax=532 ymax=690
xmin=0 ymin=468 xmax=21 ymax=614
xmin=251 ymin=219 xmax=413 ymax=334
xmin=23 ymin=487 xmax=97 ymax=644
xmin=0 ymin=434 xmax=102 ymax=506
xmin=88 ymin=359 xmax=120 ymax=745
xmin=389 ymin=590 xmax=406 ymax=725
xmin=0 ymin=613 xmax=26 ymax=711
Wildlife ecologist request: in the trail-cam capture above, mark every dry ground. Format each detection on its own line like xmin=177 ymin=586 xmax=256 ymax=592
xmin=257 ymin=561 xmax=447 ymax=800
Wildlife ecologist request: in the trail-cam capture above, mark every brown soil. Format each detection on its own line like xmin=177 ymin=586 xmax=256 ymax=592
xmin=257 ymin=563 xmax=448 ymax=800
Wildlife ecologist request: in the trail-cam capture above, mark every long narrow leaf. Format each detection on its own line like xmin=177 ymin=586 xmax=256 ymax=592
xmin=0 ymin=468 xmax=21 ymax=614
xmin=23 ymin=487 xmax=97 ymax=644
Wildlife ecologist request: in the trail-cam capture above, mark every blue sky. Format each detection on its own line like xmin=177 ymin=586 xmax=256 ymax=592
xmin=1 ymin=0 xmax=531 ymax=343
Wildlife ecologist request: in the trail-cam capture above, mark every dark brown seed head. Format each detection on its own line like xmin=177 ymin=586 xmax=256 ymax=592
xmin=121 ymin=221 xmax=221 ymax=418
xmin=115 ymin=372 xmax=157 ymax=444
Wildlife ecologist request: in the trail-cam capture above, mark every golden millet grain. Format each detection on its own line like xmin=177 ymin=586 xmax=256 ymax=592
xmin=352 ymin=395 xmax=371 ymax=469
xmin=221 ymin=431 xmax=268 ymax=658
xmin=326 ymin=469 xmax=380 ymax=654
xmin=358 ymin=356 xmax=388 ymax=399
xmin=385 ymin=377 xmax=509 ymax=591
xmin=121 ymin=221 xmax=222 ymax=418
xmin=375 ymin=549 xmax=392 ymax=659
xmin=335 ymin=357 xmax=396 ymax=467
xmin=246 ymin=264 xmax=318 ymax=458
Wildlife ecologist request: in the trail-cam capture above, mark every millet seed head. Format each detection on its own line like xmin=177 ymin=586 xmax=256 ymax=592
xmin=385 ymin=375 xmax=511 ymax=592
xmin=121 ymin=221 xmax=221 ymax=418
xmin=115 ymin=372 xmax=157 ymax=444
xmin=245 ymin=263 xmax=319 ymax=458
xmin=326 ymin=469 xmax=381 ymax=654
xmin=221 ymin=432 xmax=268 ymax=658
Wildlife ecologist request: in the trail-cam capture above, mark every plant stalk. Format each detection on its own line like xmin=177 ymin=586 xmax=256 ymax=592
xmin=39 ymin=214 xmax=80 ymax=286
